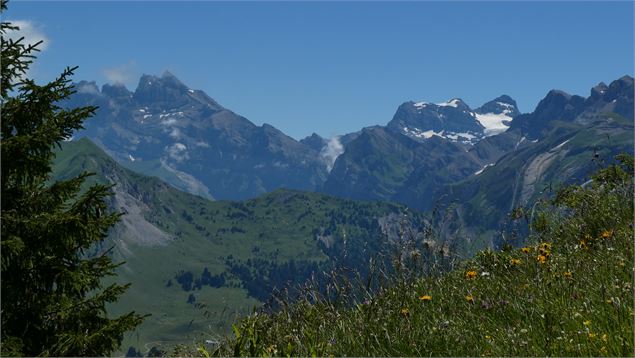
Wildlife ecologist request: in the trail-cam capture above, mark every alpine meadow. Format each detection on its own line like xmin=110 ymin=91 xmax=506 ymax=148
xmin=1 ymin=1 xmax=633 ymax=357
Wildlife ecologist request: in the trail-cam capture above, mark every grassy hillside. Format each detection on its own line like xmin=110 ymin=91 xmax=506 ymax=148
xmin=208 ymin=155 xmax=634 ymax=357
xmin=51 ymin=138 xmax=427 ymax=353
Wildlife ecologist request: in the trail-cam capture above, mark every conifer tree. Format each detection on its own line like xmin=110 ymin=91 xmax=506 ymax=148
xmin=1 ymin=1 xmax=144 ymax=355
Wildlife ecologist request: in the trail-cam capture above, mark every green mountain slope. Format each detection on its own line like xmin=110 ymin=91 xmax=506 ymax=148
xmin=436 ymin=114 xmax=633 ymax=254
xmin=51 ymin=138 xmax=426 ymax=353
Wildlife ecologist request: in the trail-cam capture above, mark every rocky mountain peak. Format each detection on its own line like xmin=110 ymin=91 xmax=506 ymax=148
xmin=476 ymin=95 xmax=520 ymax=117
xmin=102 ymin=83 xmax=132 ymax=98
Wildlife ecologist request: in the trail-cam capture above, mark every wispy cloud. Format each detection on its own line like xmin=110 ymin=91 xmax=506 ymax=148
xmin=102 ymin=61 xmax=136 ymax=86
xmin=4 ymin=19 xmax=49 ymax=51
xmin=320 ymin=136 xmax=344 ymax=172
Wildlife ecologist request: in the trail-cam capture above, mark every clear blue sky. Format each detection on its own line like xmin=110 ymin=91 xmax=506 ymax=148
xmin=7 ymin=1 xmax=634 ymax=140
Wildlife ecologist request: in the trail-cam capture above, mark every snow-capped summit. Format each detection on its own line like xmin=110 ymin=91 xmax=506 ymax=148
xmin=473 ymin=95 xmax=520 ymax=136
xmin=387 ymin=95 xmax=521 ymax=144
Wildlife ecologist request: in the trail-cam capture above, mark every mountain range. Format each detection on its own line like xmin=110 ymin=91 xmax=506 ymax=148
xmin=57 ymin=73 xmax=634 ymax=351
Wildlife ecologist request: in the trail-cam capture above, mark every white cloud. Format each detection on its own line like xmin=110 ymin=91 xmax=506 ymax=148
xmin=166 ymin=143 xmax=189 ymax=162
xmin=76 ymin=82 xmax=100 ymax=95
xmin=4 ymin=20 xmax=49 ymax=51
xmin=320 ymin=136 xmax=344 ymax=172
xmin=102 ymin=62 xmax=136 ymax=85
xmin=169 ymin=127 xmax=181 ymax=139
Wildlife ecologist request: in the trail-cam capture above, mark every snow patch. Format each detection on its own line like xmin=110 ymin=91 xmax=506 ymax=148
xmin=128 ymin=154 xmax=135 ymax=162
xmin=496 ymin=102 xmax=515 ymax=113
xmin=403 ymin=126 xmax=481 ymax=144
xmin=188 ymin=89 xmax=195 ymax=93
xmin=436 ymin=99 xmax=461 ymax=108
xmin=474 ymin=112 xmax=512 ymax=136
xmin=474 ymin=163 xmax=494 ymax=176
xmin=413 ymin=101 xmax=428 ymax=108
xmin=553 ymin=139 xmax=570 ymax=150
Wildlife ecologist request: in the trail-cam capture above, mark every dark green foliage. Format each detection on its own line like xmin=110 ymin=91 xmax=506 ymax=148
xmin=0 ymin=2 xmax=143 ymax=355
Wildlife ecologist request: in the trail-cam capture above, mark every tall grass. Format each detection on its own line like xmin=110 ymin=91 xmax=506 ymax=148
xmin=195 ymin=155 xmax=634 ymax=357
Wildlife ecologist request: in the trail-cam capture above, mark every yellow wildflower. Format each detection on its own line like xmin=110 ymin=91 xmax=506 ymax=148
xmin=601 ymin=334 xmax=608 ymax=342
xmin=601 ymin=229 xmax=613 ymax=239
xmin=600 ymin=346 xmax=607 ymax=354
xmin=563 ymin=271 xmax=573 ymax=279
xmin=401 ymin=307 xmax=410 ymax=317
xmin=588 ymin=332 xmax=597 ymax=339
xmin=605 ymin=298 xmax=613 ymax=304
xmin=539 ymin=242 xmax=552 ymax=251
xmin=466 ymin=270 xmax=477 ymax=279
xmin=583 ymin=320 xmax=591 ymax=326
xmin=521 ymin=247 xmax=531 ymax=254
xmin=579 ymin=240 xmax=588 ymax=249
xmin=419 ymin=295 xmax=432 ymax=302
xmin=537 ymin=255 xmax=547 ymax=264
xmin=510 ymin=258 xmax=521 ymax=266
xmin=466 ymin=294 xmax=474 ymax=303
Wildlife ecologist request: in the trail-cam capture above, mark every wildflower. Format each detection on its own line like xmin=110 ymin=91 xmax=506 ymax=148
xmin=588 ymin=332 xmax=597 ymax=339
xmin=537 ymin=255 xmax=547 ymax=264
xmin=466 ymin=294 xmax=474 ymax=303
xmin=601 ymin=334 xmax=608 ymax=342
xmin=605 ymin=298 xmax=613 ymax=304
xmin=510 ymin=258 xmax=521 ymax=266
xmin=601 ymin=229 xmax=613 ymax=239
xmin=266 ymin=344 xmax=278 ymax=354
xmin=401 ymin=307 xmax=410 ymax=318
xmin=579 ymin=240 xmax=588 ymax=249
xmin=521 ymin=247 xmax=531 ymax=254
xmin=563 ymin=271 xmax=573 ymax=279
xmin=485 ymin=335 xmax=492 ymax=340
xmin=583 ymin=320 xmax=591 ymax=326
xmin=419 ymin=295 xmax=432 ymax=302
xmin=466 ymin=270 xmax=477 ymax=279
xmin=600 ymin=346 xmax=607 ymax=354
xmin=480 ymin=271 xmax=490 ymax=277
xmin=539 ymin=242 xmax=552 ymax=251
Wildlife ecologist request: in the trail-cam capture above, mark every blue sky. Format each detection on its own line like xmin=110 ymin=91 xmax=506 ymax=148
xmin=6 ymin=1 xmax=634 ymax=139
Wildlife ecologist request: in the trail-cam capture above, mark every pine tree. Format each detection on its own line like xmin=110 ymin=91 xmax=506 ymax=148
xmin=1 ymin=1 xmax=144 ymax=355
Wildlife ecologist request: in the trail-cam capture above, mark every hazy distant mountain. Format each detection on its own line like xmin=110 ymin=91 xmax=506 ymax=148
xmin=509 ymin=75 xmax=634 ymax=138
xmin=321 ymin=95 xmax=522 ymax=210
xmin=67 ymin=72 xmax=633 ymax=226
xmin=67 ymin=71 xmax=329 ymax=200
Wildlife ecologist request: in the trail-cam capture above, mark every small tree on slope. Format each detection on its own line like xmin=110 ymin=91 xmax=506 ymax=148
xmin=0 ymin=1 xmax=144 ymax=355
